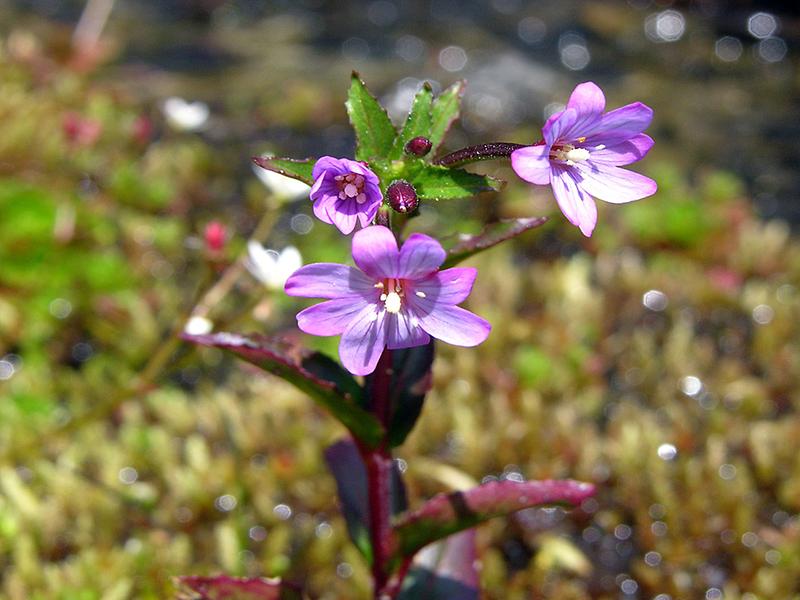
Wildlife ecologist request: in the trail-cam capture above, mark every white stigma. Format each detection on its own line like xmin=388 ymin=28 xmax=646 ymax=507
xmin=415 ymin=291 xmax=426 ymax=298
xmin=565 ymin=148 xmax=590 ymax=163
xmin=384 ymin=291 xmax=402 ymax=314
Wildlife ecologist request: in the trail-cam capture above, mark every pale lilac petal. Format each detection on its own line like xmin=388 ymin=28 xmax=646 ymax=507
xmin=589 ymin=134 xmax=654 ymax=166
xmin=386 ymin=310 xmax=430 ymax=350
xmin=312 ymin=194 xmax=336 ymax=225
xmin=310 ymin=173 xmax=326 ymax=197
xmin=328 ymin=201 xmax=358 ymax=234
xmin=574 ymin=190 xmax=598 ymax=237
xmin=397 ymin=233 xmax=445 ymax=279
xmin=551 ymin=166 xmax=598 ymax=236
xmin=417 ymin=305 xmax=490 ymax=347
xmin=585 ymin=102 xmax=653 ymax=146
xmin=560 ymin=82 xmax=605 ymax=140
xmin=297 ymin=298 xmax=369 ymax=336
xmin=511 ymin=145 xmax=552 ymax=185
xmin=311 ymin=156 xmax=343 ymax=180
xmin=285 ymin=264 xmax=375 ymax=298
xmin=352 ymin=226 xmax=399 ymax=279
xmin=339 ymin=304 xmax=387 ymax=375
xmin=412 ymin=268 xmax=477 ymax=306
xmin=542 ymin=108 xmax=578 ymax=145
xmin=574 ymin=162 xmax=658 ymax=203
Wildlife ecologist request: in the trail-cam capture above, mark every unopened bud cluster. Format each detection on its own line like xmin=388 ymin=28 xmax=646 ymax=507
xmin=386 ymin=180 xmax=418 ymax=214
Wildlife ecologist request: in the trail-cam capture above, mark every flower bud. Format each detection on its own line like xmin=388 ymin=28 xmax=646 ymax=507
xmin=386 ymin=180 xmax=419 ymax=214
xmin=404 ymin=136 xmax=432 ymax=157
xmin=204 ymin=221 xmax=227 ymax=253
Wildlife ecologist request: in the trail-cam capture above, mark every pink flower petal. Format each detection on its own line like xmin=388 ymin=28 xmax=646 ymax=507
xmin=412 ymin=268 xmax=477 ymax=306
xmin=297 ymin=298 xmax=370 ymax=336
xmin=560 ymin=81 xmax=606 ymax=141
xmin=418 ymin=305 xmax=490 ymax=347
xmin=398 ymin=233 xmax=446 ymax=279
xmin=285 ymin=264 xmax=375 ymax=298
xmin=542 ymin=107 xmax=578 ymax=146
xmin=352 ymin=225 xmax=400 ymax=279
xmin=511 ymin=145 xmax=551 ymax=185
xmin=574 ymin=162 xmax=658 ymax=204
xmin=339 ymin=304 xmax=387 ymax=376
xmin=328 ymin=200 xmax=358 ymax=234
xmin=589 ymin=134 xmax=654 ymax=166
xmin=386 ymin=310 xmax=430 ymax=350
xmin=312 ymin=193 xmax=336 ymax=225
xmin=585 ymin=102 xmax=653 ymax=146
xmin=311 ymin=156 xmax=342 ymax=180
xmin=550 ymin=166 xmax=598 ymax=236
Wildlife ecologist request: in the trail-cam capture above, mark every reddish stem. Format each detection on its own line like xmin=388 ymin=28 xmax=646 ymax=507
xmin=361 ymin=348 xmax=395 ymax=599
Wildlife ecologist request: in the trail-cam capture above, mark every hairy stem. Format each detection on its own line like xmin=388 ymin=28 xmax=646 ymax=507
xmin=433 ymin=142 xmax=526 ymax=167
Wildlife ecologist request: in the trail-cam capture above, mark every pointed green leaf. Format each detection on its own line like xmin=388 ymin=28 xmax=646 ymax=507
xmin=392 ymin=479 xmax=595 ymax=560
xmin=346 ymin=72 xmax=396 ymax=162
xmin=389 ymin=83 xmax=434 ymax=160
xmin=407 ymin=163 xmax=502 ymax=201
xmin=429 ymin=81 xmax=465 ymax=154
xmin=252 ymin=156 xmax=315 ymax=185
xmin=182 ymin=333 xmax=383 ymax=448
xmin=441 ymin=217 xmax=549 ymax=269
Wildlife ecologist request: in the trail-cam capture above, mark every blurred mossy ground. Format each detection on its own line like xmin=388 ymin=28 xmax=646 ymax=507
xmin=2 ymin=32 xmax=800 ymax=600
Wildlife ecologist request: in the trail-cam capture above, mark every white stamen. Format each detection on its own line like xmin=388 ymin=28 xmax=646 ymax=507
xmin=374 ymin=282 xmax=384 ymax=289
xmin=380 ymin=293 xmax=387 ymax=301
xmin=415 ymin=291 xmax=426 ymax=298
xmin=384 ymin=291 xmax=402 ymax=314
xmin=356 ymin=192 xmax=367 ymax=204
xmin=595 ymin=144 xmax=606 ymax=150
xmin=338 ymin=191 xmax=346 ymax=199
xmin=344 ymin=183 xmax=358 ymax=197
xmin=565 ymin=148 xmax=590 ymax=163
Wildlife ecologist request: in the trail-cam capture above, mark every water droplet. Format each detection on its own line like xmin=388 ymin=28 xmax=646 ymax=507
xmin=720 ymin=528 xmax=736 ymax=544
xmin=657 ymin=443 xmax=677 ymax=461
xmin=747 ymin=12 xmax=778 ymax=39
xmin=439 ymin=46 xmax=468 ymax=72
xmin=118 ymin=467 xmax=138 ymax=484
xmin=741 ymin=531 xmax=759 ymax=547
xmin=653 ymin=595 xmax=672 ymax=600
xmin=706 ymin=588 xmax=723 ymax=600
xmin=176 ymin=507 xmax=193 ymax=523
xmin=649 ymin=503 xmax=666 ymax=519
xmin=215 ymin=494 xmax=237 ymax=512
xmin=517 ymin=16 xmax=546 ymax=44
xmin=582 ymin=526 xmax=602 ymax=543
xmin=718 ymin=463 xmax=737 ymax=480
xmin=249 ymin=526 xmax=267 ymax=541
xmin=651 ymin=521 xmax=668 ymax=536
xmin=765 ymin=549 xmax=781 ymax=565
xmin=336 ymin=562 xmax=354 ymax=578
xmin=752 ymin=304 xmax=774 ymax=325
xmin=620 ymin=578 xmax=638 ymax=594
xmin=395 ymin=458 xmax=408 ymax=473
xmin=49 ymin=298 xmax=73 ymax=319
xmin=315 ymin=522 xmax=333 ymax=539
xmin=645 ymin=10 xmax=685 ymax=43
xmin=757 ymin=37 xmax=787 ymax=63
xmin=124 ymin=538 xmax=143 ymax=554
xmin=0 ymin=360 xmax=15 ymax=381
xmin=715 ymin=36 xmax=743 ymax=62
xmin=290 ymin=214 xmax=313 ymax=235
xmin=615 ymin=524 xmax=632 ymax=540
xmin=645 ymin=551 xmax=662 ymax=566
xmin=642 ymin=289 xmax=668 ymax=311
xmin=558 ymin=33 xmax=590 ymax=70
xmin=680 ymin=375 xmax=703 ymax=396
xmin=273 ymin=503 xmax=292 ymax=520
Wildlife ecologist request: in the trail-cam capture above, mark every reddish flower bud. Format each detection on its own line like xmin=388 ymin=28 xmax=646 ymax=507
xmin=386 ymin=180 xmax=418 ymax=214
xmin=204 ymin=221 xmax=227 ymax=253
xmin=404 ymin=136 xmax=432 ymax=157
xmin=62 ymin=112 xmax=102 ymax=147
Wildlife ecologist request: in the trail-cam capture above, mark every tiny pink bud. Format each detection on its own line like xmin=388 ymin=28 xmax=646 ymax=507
xmin=386 ymin=180 xmax=418 ymax=214
xmin=62 ymin=112 xmax=102 ymax=147
xmin=405 ymin=136 xmax=432 ymax=157
xmin=204 ymin=221 xmax=227 ymax=253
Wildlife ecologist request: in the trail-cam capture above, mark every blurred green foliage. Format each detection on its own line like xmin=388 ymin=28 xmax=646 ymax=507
xmin=1 ymin=23 xmax=800 ymax=600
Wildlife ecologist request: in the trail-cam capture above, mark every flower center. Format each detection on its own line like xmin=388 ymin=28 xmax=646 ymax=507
xmin=334 ymin=172 xmax=368 ymax=204
xmin=551 ymin=144 xmax=591 ymax=166
xmin=375 ymin=278 xmax=404 ymax=314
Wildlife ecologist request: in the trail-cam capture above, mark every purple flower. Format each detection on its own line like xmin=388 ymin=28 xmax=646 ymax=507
xmin=310 ymin=156 xmax=383 ymax=235
xmin=285 ymin=225 xmax=491 ymax=376
xmin=511 ymin=82 xmax=657 ymax=237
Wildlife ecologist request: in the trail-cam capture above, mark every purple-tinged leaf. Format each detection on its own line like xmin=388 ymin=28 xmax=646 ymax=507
xmin=440 ymin=217 xmax=548 ymax=269
xmin=175 ymin=575 xmax=299 ymax=599
xmin=182 ymin=333 xmax=383 ymax=447
xmin=393 ymin=479 xmax=595 ymax=559
xmin=324 ymin=438 xmax=408 ymax=561
xmin=347 ymin=72 xmax=397 ymax=162
xmin=429 ymin=81 xmax=465 ymax=155
xmin=397 ymin=530 xmax=479 ymax=600
xmin=252 ymin=156 xmax=314 ymax=186
xmin=365 ymin=340 xmax=435 ymax=447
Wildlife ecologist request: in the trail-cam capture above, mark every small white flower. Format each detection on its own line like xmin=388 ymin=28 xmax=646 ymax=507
xmin=245 ymin=242 xmax=302 ymax=290
xmin=184 ymin=315 xmax=213 ymax=335
xmin=163 ymin=97 xmax=210 ymax=131
xmin=252 ymin=162 xmax=311 ymax=199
